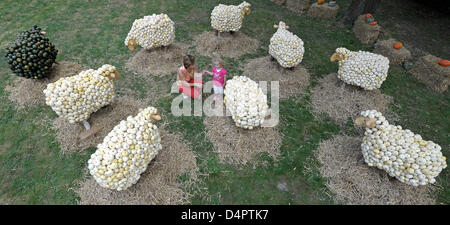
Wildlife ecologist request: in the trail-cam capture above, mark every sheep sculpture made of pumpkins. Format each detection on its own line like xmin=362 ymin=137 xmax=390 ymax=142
xmin=125 ymin=13 xmax=175 ymax=51
xmin=211 ymin=1 xmax=251 ymax=34
xmin=224 ymin=76 xmax=269 ymax=129
xmin=5 ymin=25 xmax=58 ymax=79
xmin=269 ymin=21 xmax=305 ymax=68
xmin=43 ymin=64 xmax=119 ymax=138
xmin=355 ymin=110 xmax=447 ymax=186
xmin=88 ymin=107 xmax=162 ymax=191
xmin=331 ymin=47 xmax=390 ymax=90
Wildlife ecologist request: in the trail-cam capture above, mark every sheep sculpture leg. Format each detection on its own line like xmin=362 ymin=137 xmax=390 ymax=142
xmin=357 ymin=157 xmax=365 ymax=165
xmin=283 ymin=67 xmax=294 ymax=73
xmin=82 ymin=120 xmax=91 ymax=130
xmin=388 ymin=176 xmax=397 ymax=182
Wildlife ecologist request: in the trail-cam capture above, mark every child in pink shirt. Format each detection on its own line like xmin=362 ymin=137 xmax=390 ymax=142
xmin=203 ymin=57 xmax=227 ymax=100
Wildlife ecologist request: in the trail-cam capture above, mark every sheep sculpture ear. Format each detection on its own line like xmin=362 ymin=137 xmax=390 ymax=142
xmin=107 ymin=71 xmax=120 ymax=79
xmin=330 ymin=53 xmax=344 ymax=62
xmin=41 ymin=31 xmax=46 ymax=36
xmin=150 ymin=110 xmax=162 ymax=122
xmin=151 ymin=114 xmax=162 ymax=121
xmin=274 ymin=25 xmax=279 ymax=29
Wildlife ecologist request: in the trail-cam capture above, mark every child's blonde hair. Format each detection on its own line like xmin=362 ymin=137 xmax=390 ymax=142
xmin=213 ymin=56 xmax=225 ymax=68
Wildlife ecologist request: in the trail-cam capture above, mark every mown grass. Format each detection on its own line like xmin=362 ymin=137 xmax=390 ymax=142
xmin=0 ymin=102 xmax=94 ymax=204
xmin=0 ymin=0 xmax=448 ymax=204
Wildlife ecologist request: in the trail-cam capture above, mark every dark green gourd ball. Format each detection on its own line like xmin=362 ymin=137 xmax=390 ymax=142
xmin=4 ymin=25 xmax=58 ymax=79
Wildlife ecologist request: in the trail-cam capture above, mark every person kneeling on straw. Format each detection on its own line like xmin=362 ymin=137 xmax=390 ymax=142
xmin=177 ymin=55 xmax=204 ymax=99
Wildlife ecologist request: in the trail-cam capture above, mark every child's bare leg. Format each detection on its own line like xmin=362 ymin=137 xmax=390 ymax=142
xmin=214 ymin=93 xmax=220 ymax=101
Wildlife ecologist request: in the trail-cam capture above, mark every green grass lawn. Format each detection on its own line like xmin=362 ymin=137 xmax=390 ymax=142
xmin=0 ymin=0 xmax=448 ymax=205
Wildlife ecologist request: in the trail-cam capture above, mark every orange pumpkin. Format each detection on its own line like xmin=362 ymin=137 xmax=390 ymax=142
xmin=317 ymin=0 xmax=325 ymax=4
xmin=393 ymin=42 xmax=403 ymax=49
xmin=365 ymin=13 xmax=372 ymax=18
xmin=438 ymin=60 xmax=450 ymax=67
xmin=370 ymin=21 xmax=377 ymax=26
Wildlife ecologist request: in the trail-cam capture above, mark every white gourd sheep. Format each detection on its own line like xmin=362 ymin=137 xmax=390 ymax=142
xmin=43 ymin=64 xmax=119 ymax=135
xmin=331 ymin=47 xmax=390 ymax=90
xmin=211 ymin=1 xmax=251 ymax=35
xmin=88 ymin=107 xmax=162 ymax=191
xmin=269 ymin=21 xmax=305 ymax=68
xmin=124 ymin=13 xmax=175 ymax=51
xmin=224 ymin=76 xmax=269 ymax=129
xmin=355 ymin=110 xmax=447 ymax=186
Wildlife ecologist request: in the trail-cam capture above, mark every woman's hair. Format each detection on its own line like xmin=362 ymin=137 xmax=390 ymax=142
xmin=213 ymin=56 xmax=226 ymax=67
xmin=183 ymin=55 xmax=196 ymax=69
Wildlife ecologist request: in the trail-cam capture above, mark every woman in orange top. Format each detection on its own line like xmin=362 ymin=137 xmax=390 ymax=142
xmin=177 ymin=55 xmax=203 ymax=99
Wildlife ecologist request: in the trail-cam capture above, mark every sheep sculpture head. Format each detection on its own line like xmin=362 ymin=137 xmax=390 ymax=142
xmin=330 ymin=47 xmax=350 ymax=62
xmin=354 ymin=115 xmax=377 ymax=128
xmin=273 ymin=21 xmax=289 ymax=30
xmin=104 ymin=69 xmax=120 ymax=79
xmin=95 ymin=65 xmax=120 ymax=80
xmin=138 ymin=107 xmax=162 ymax=122
xmin=127 ymin=38 xmax=138 ymax=51
xmin=242 ymin=2 xmax=252 ymax=15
